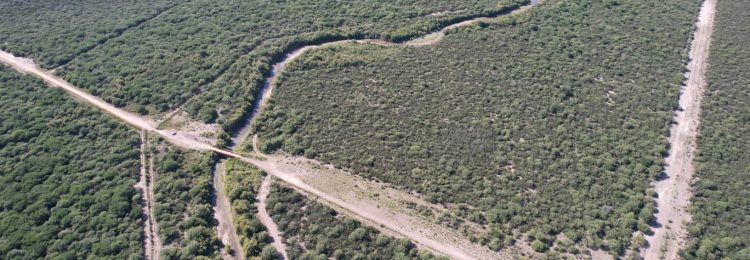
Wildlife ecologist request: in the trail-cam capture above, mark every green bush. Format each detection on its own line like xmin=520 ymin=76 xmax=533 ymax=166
xmin=0 ymin=67 xmax=143 ymax=258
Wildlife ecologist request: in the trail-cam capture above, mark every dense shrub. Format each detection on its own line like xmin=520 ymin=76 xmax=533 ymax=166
xmin=49 ymin=0 xmax=524 ymax=121
xmin=0 ymin=67 xmax=143 ymax=258
xmin=0 ymin=0 xmax=176 ymax=68
xmin=149 ymin=138 xmax=221 ymax=259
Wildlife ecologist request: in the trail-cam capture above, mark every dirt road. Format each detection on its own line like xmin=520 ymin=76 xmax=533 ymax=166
xmin=0 ymin=50 xmax=159 ymax=130
xmin=643 ymin=0 xmax=716 ymax=259
xmin=0 ymin=49 xmax=218 ymax=152
xmin=213 ymin=163 xmax=244 ymax=260
xmin=255 ymin=176 xmax=288 ymax=259
xmin=135 ymin=132 xmax=159 ymax=260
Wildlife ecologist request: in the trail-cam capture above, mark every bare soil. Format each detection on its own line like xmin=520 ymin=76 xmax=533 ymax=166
xmin=0 ymin=49 xmax=220 ymax=152
xmin=159 ymin=110 xmax=220 ymax=145
xmin=642 ymin=0 xmax=716 ymax=259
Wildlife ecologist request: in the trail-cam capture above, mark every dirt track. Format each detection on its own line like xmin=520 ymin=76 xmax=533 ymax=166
xmin=643 ymin=0 xmax=716 ymax=259
xmin=255 ymin=176 xmax=288 ymax=259
xmin=213 ymin=163 xmax=244 ymax=260
xmin=135 ymin=131 xmax=160 ymax=260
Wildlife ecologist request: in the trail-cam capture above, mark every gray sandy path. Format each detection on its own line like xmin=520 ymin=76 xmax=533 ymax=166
xmin=643 ymin=0 xmax=716 ymax=258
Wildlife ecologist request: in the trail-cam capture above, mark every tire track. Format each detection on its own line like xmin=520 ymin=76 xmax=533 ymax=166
xmin=256 ymin=176 xmax=288 ymax=259
xmin=135 ymin=131 xmax=161 ymax=260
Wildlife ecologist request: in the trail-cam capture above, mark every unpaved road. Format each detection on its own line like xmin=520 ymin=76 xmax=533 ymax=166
xmin=643 ymin=0 xmax=715 ymax=259
xmin=135 ymin=131 xmax=160 ymax=260
xmin=213 ymin=163 xmax=244 ymax=260
xmin=0 ymin=49 xmax=216 ymax=152
xmin=230 ymin=2 xmax=537 ymax=147
xmin=256 ymin=176 xmax=288 ymax=259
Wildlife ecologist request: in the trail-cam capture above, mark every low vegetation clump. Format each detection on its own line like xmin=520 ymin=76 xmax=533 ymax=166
xmin=0 ymin=67 xmax=143 ymax=258
xmin=224 ymin=159 xmax=279 ymax=259
xmin=54 ymin=0 xmax=526 ymax=127
xmin=266 ymin=183 xmax=446 ymax=259
xmin=0 ymin=0 xmax=176 ymax=68
xmin=148 ymin=138 xmax=221 ymax=259
xmin=254 ymin=0 xmax=700 ymax=255
xmin=682 ymin=1 xmax=750 ymax=259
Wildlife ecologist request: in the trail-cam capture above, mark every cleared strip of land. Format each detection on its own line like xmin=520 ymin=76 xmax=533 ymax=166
xmin=135 ymin=131 xmax=161 ymax=260
xmin=213 ymin=162 xmax=244 ymax=260
xmin=643 ymin=0 xmax=716 ymax=258
xmin=256 ymin=176 xmax=288 ymax=259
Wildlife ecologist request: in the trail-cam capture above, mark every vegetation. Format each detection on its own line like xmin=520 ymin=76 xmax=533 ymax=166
xmin=266 ymin=183 xmax=445 ymax=259
xmin=148 ymin=138 xmax=221 ymax=259
xmin=254 ymin=0 xmax=701 ymax=255
xmin=0 ymin=0 xmax=176 ymax=68
xmin=682 ymin=1 xmax=750 ymax=258
xmin=224 ymin=159 xmax=278 ymax=259
xmin=54 ymin=0 xmax=526 ymax=126
xmin=0 ymin=67 xmax=143 ymax=258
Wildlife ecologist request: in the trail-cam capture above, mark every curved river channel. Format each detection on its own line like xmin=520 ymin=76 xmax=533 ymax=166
xmin=231 ymin=1 xmax=540 ymax=148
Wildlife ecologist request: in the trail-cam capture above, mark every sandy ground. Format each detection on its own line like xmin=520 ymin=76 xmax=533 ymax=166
xmin=255 ymin=176 xmax=289 ymax=259
xmin=406 ymin=4 xmax=535 ymax=47
xmin=642 ymin=0 xmax=716 ymax=259
xmin=160 ymin=110 xmax=220 ymax=145
xmin=590 ymin=249 xmax=614 ymax=260
xmin=213 ymin=163 xmax=244 ymax=260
